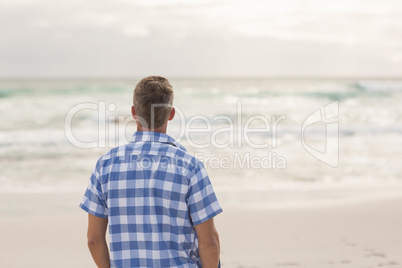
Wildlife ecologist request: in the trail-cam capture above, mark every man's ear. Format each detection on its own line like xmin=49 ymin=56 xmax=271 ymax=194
xmin=131 ymin=106 xmax=137 ymax=120
xmin=168 ymin=107 xmax=175 ymax=121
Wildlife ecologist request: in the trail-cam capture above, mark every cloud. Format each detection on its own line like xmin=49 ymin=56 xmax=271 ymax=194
xmin=227 ymin=0 xmax=402 ymax=48
xmin=122 ymin=24 xmax=149 ymax=36
xmin=389 ymin=52 xmax=402 ymax=63
xmin=32 ymin=19 xmax=50 ymax=28
xmin=0 ymin=0 xmax=401 ymax=77
xmin=75 ymin=12 xmax=118 ymax=27
xmin=232 ymin=24 xmax=358 ymax=45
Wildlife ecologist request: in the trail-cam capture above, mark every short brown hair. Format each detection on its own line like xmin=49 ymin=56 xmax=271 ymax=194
xmin=133 ymin=76 xmax=174 ymax=129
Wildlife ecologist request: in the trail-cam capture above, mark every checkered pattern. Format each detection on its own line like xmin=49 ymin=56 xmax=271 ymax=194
xmin=79 ymin=131 xmax=223 ymax=267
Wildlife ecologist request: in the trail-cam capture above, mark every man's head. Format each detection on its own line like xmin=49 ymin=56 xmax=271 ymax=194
xmin=132 ymin=76 xmax=175 ymax=131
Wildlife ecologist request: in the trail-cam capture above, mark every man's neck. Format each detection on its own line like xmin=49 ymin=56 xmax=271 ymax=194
xmin=137 ymin=125 xmax=167 ymax=134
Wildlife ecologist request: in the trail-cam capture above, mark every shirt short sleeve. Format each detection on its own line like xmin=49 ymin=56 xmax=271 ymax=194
xmin=79 ymin=164 xmax=108 ymax=218
xmin=187 ymin=161 xmax=223 ymax=226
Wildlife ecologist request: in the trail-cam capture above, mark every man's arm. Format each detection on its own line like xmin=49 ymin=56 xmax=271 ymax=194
xmin=194 ymin=217 xmax=220 ymax=268
xmin=87 ymin=214 xmax=110 ymax=268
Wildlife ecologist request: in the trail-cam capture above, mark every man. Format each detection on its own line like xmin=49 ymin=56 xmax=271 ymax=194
xmin=79 ymin=76 xmax=223 ymax=268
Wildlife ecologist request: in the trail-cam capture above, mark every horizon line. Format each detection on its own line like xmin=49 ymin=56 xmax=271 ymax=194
xmin=1 ymin=75 xmax=402 ymax=80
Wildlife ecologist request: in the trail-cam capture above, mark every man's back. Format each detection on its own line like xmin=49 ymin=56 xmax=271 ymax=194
xmin=80 ymin=131 xmax=223 ymax=267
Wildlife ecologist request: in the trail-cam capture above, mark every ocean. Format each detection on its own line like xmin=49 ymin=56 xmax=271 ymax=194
xmin=1 ymin=78 xmax=401 ymax=205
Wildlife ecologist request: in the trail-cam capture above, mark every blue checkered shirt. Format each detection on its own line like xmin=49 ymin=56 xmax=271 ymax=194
xmin=79 ymin=131 xmax=223 ymax=267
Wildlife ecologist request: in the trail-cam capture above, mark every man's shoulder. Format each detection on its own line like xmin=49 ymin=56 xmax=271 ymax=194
xmin=171 ymin=145 xmax=208 ymax=178
xmin=94 ymin=142 xmax=202 ymax=171
xmin=94 ymin=144 xmax=129 ymax=168
xmin=161 ymin=142 xmax=202 ymax=170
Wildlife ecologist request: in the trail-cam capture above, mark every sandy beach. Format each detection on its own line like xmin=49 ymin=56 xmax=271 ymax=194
xmin=1 ymin=192 xmax=401 ymax=268
xmin=217 ymin=197 xmax=402 ymax=268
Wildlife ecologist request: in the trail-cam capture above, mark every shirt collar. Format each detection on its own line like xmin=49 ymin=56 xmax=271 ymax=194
xmin=130 ymin=131 xmax=186 ymax=151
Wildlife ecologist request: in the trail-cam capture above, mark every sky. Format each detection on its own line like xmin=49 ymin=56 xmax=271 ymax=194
xmin=1 ymin=0 xmax=402 ymax=78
